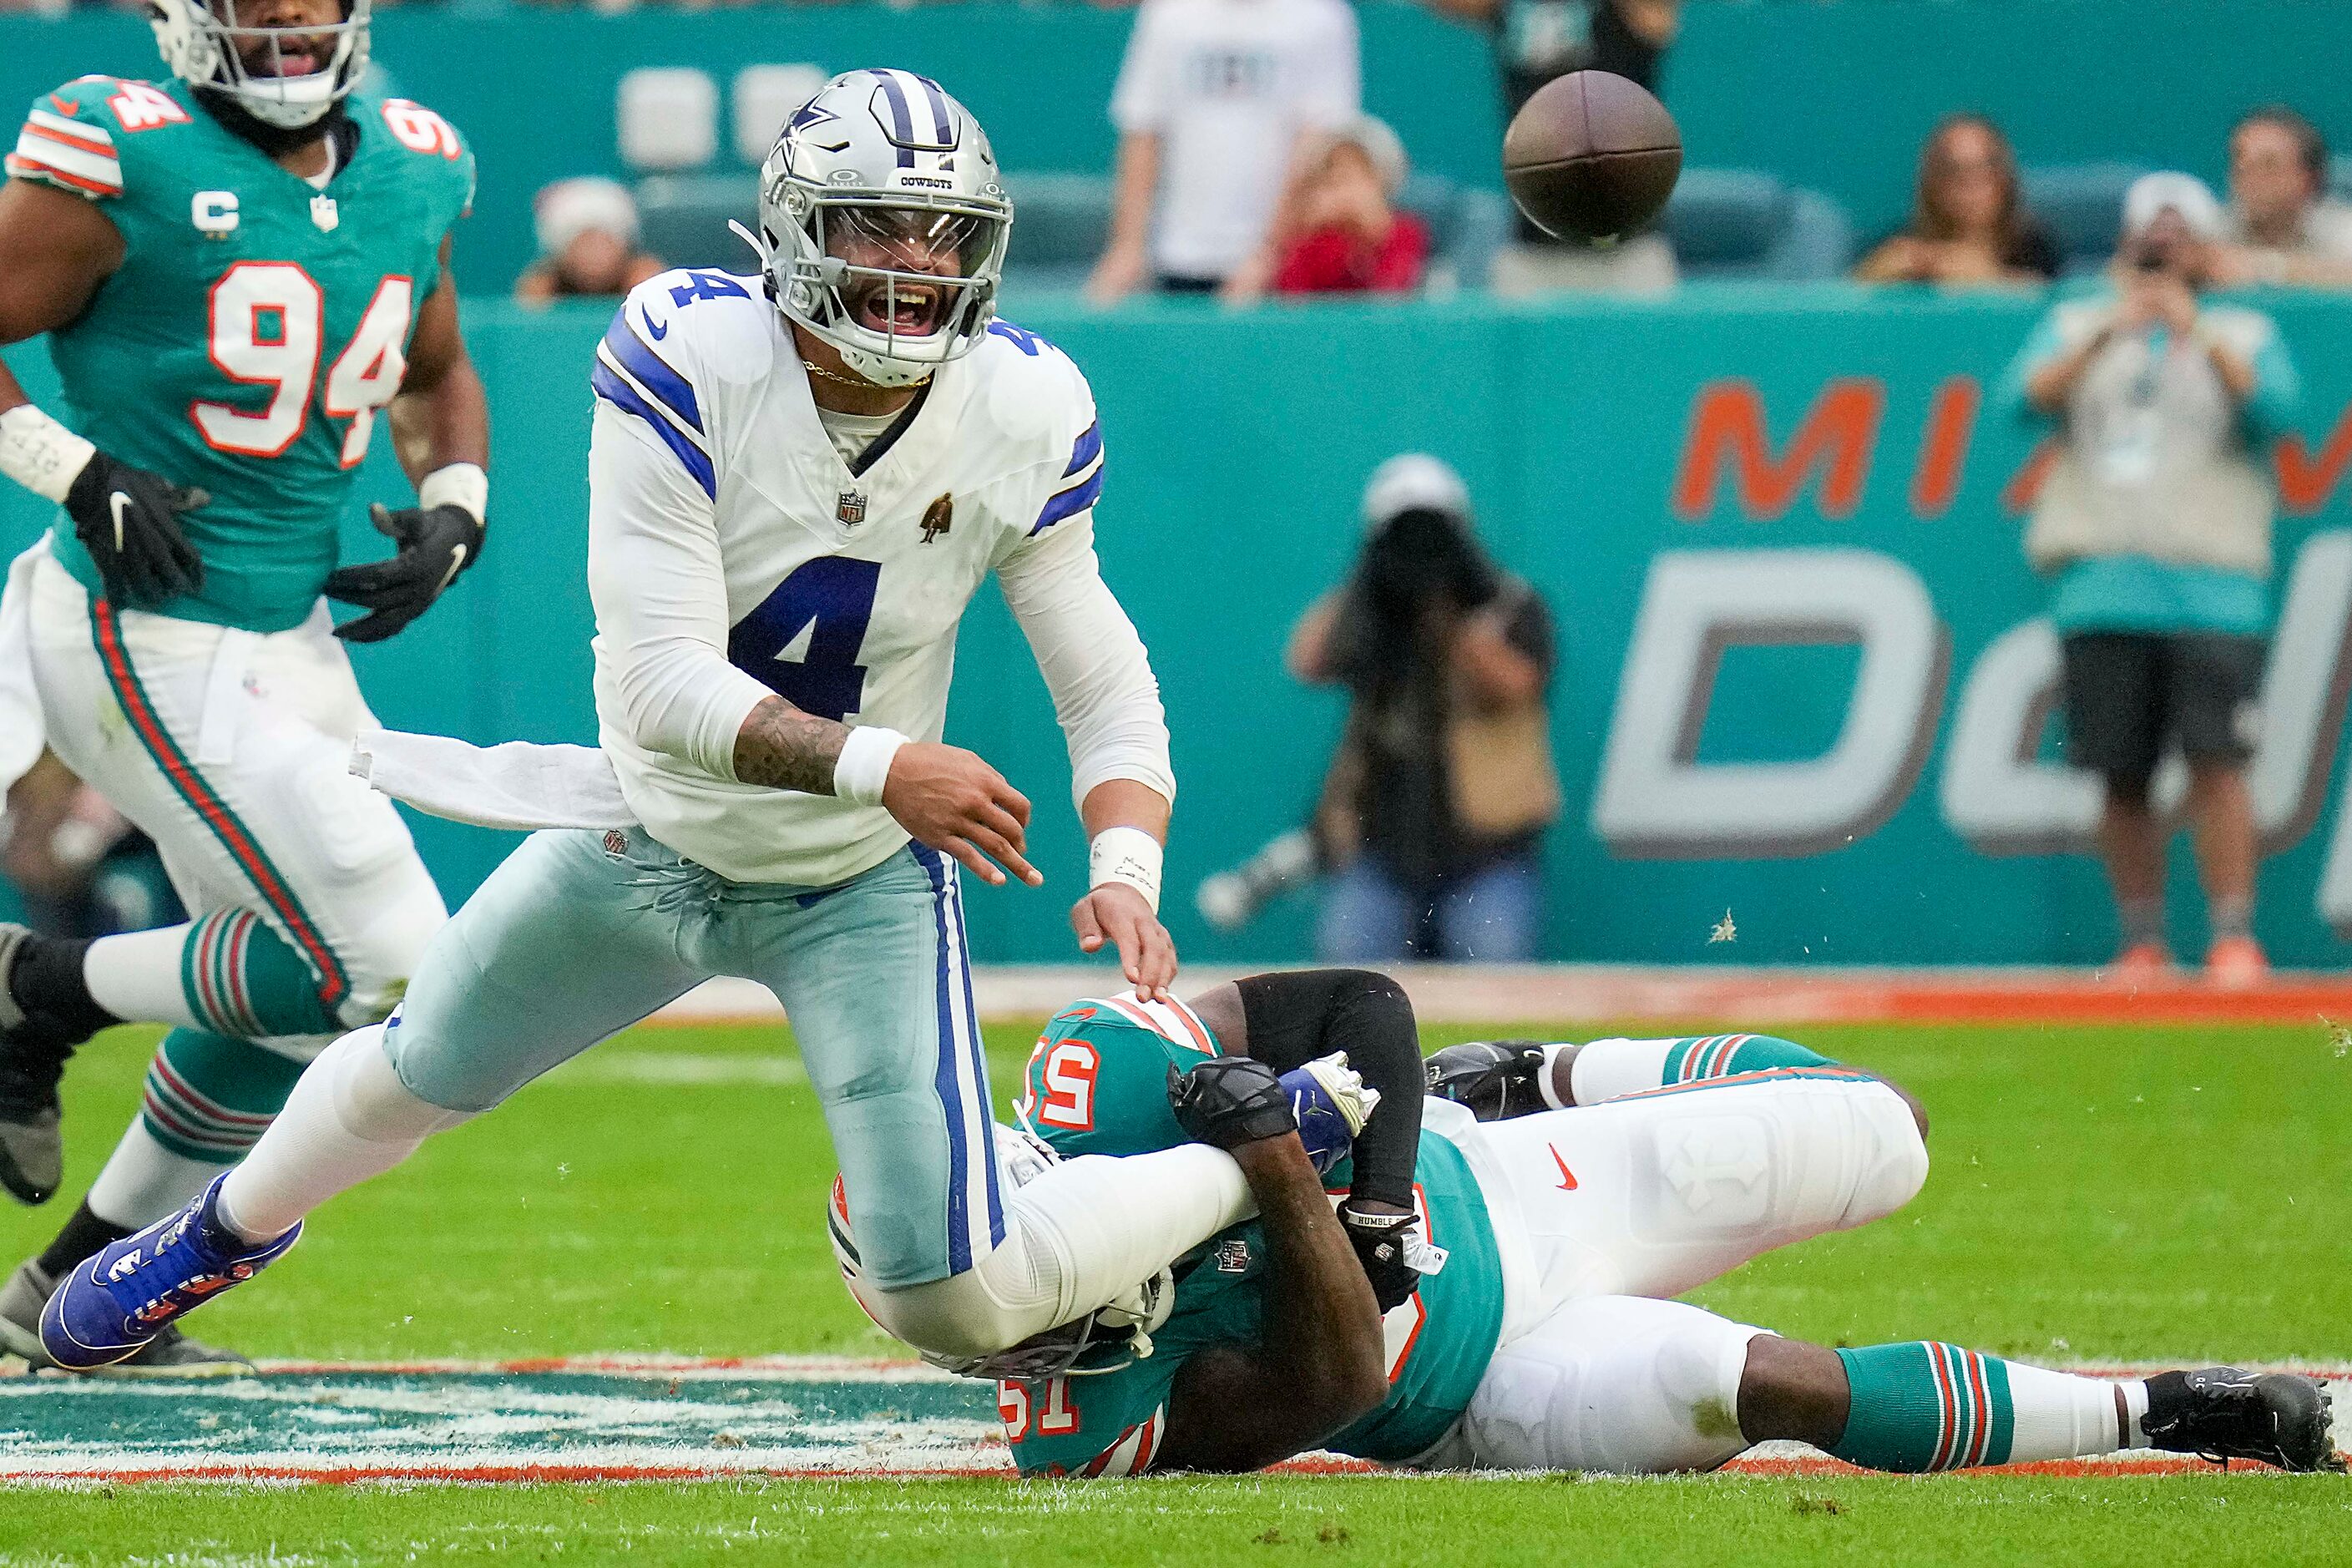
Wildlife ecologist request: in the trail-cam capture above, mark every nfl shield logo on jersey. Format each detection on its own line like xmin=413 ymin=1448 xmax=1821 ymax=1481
xmin=309 ymin=194 xmax=339 ymax=232
xmin=837 ymin=489 xmax=867 ymax=528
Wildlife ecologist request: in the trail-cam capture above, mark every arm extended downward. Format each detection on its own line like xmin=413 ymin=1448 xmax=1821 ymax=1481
xmin=1153 ymin=1133 xmax=1389 ymax=1473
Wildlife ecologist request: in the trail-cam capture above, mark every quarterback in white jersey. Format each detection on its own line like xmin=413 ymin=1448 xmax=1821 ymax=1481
xmin=39 ymin=69 xmax=1267 ymax=1374
xmin=588 ymin=260 xmax=1141 ymax=893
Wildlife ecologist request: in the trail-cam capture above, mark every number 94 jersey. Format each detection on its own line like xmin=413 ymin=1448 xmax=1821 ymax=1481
xmin=587 ymin=268 xmax=1140 ymax=888
xmin=8 ymin=75 xmax=474 ymax=633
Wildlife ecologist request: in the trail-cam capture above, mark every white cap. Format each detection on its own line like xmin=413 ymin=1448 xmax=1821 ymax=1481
xmin=1362 ymin=453 xmax=1470 ymax=528
xmin=534 ymin=176 xmax=641 ymax=257
xmin=1325 ymin=114 xmax=1409 ymax=196
xmin=2123 ymin=171 xmax=2227 ymax=242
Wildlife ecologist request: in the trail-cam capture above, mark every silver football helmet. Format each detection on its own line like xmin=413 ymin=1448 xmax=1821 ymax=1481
xmin=826 ymin=1125 xmax=1176 ymax=1382
xmin=150 ymin=0 xmax=372 ymax=129
xmin=748 ymin=68 xmax=1012 ymax=389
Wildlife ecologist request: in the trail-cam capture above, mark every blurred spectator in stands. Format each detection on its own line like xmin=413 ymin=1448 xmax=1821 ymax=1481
xmin=514 ymin=178 xmax=665 ymax=305
xmin=1087 ymin=0 xmax=1360 ymax=302
xmin=1222 ymin=116 xmax=1429 ymax=301
xmin=3 ymin=754 xmax=181 ymax=940
xmin=1998 ymin=172 xmax=2299 ymax=988
xmin=2207 ymin=106 xmax=2352 ymax=289
xmin=1854 ymin=114 xmax=2059 ymax=287
xmin=1424 ymin=0 xmax=1677 ymax=293
xmin=1282 ymin=455 xmax=1560 ymax=962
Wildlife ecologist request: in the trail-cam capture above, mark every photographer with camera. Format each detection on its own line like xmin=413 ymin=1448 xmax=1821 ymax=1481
xmin=1277 ymin=455 xmax=1560 ymax=962
xmin=1998 ymin=173 xmax=2301 ymax=987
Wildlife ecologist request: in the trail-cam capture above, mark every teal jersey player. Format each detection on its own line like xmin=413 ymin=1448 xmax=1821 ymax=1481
xmin=14 ymin=73 xmax=475 ymax=630
xmin=972 ymin=989 xmax=2339 ymax=1479
xmin=0 ymin=0 xmax=489 ymax=1378
xmin=999 ymin=994 xmax=1505 ymax=1475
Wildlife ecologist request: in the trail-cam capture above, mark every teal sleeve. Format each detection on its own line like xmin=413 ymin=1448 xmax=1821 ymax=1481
xmin=2237 ymin=324 xmax=2301 ymax=447
xmin=1994 ymin=307 xmax=2069 ymax=427
xmin=999 ymin=1356 xmax=1183 ymax=1477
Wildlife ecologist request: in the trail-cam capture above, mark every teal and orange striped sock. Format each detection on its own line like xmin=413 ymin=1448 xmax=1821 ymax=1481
xmin=1830 ymin=1343 xmax=2133 ymax=1471
xmin=1566 ymin=1034 xmax=1834 ymax=1104
xmin=80 ymin=913 xmax=336 ymax=1039
xmin=134 ymin=1028 xmax=307 ymax=1166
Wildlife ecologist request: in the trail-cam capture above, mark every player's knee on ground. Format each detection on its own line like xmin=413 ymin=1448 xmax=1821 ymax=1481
xmin=1442 ymin=1297 xmax=1762 ymax=1474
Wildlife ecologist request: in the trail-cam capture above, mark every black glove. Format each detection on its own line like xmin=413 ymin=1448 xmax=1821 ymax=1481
xmin=1424 ymin=1039 xmax=1551 ymax=1121
xmin=64 ymin=452 xmax=206 ymax=608
xmin=324 ymin=501 xmax=485 ymax=644
xmin=1339 ymin=1199 xmax=1422 ymax=1313
xmin=1167 ymin=1056 xmax=1296 ymax=1150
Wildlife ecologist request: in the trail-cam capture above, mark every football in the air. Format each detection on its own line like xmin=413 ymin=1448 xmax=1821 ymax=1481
xmin=1501 ymin=70 xmax=1683 ymax=242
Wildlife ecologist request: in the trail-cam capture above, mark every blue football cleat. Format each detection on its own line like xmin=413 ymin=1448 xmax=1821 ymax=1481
xmin=40 ymin=1175 xmax=298 ymax=1371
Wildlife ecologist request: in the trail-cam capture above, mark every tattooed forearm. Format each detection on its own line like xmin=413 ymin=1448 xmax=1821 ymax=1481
xmin=732 ymin=695 xmax=849 ymax=793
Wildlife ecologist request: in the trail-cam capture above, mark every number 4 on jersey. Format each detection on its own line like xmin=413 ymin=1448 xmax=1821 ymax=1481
xmin=727 ymin=557 xmax=882 ymax=722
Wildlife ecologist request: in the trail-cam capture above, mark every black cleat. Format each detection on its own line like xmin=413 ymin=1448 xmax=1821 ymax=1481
xmin=0 ymin=1257 xmax=255 ymax=1378
xmin=2141 ymin=1367 xmax=2344 ymax=1473
xmin=1424 ymin=1039 xmax=1551 ymax=1120
xmin=0 ymin=925 xmax=87 ymax=1206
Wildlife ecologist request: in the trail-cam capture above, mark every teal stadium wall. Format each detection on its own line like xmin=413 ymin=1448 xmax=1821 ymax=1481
xmin=13 ymin=289 xmax=2352 ymax=969
xmin=3 ymin=1 xmax=2352 ymax=292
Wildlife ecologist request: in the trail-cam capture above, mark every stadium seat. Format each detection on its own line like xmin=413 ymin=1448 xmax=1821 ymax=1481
xmin=734 ymin=64 xmax=829 ymax=166
xmin=2021 ymin=161 xmax=2153 ymax=274
xmin=618 ymin=67 xmax=719 ymax=174
xmin=634 ymin=174 xmax=756 ymax=272
xmin=1000 ymin=172 xmax=1113 ymax=295
xmin=1397 ymin=175 xmax=1513 ymax=294
xmin=1660 ymin=168 xmax=1855 ymax=280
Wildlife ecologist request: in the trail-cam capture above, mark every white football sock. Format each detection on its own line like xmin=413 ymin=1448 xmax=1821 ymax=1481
xmin=2004 ymin=1362 xmax=2137 ymax=1460
xmin=215 ymin=1025 xmax=474 ymax=1244
xmin=2119 ymin=1378 xmax=2152 ymax=1448
xmin=863 ymin=1142 xmax=1253 ymax=1360
xmin=85 ymin=1116 xmax=227 ymax=1229
xmin=83 ymin=924 xmax=203 ymax=1030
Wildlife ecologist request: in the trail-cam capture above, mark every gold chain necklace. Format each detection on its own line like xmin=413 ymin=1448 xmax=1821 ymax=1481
xmin=800 ymin=356 xmax=930 ymax=397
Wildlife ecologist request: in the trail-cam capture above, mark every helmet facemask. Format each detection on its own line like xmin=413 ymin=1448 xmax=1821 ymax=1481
xmin=153 ymin=0 xmax=372 ymax=130
xmin=761 ymin=175 xmax=1009 ymax=388
xmin=918 ymin=1267 xmax=1176 ymax=1383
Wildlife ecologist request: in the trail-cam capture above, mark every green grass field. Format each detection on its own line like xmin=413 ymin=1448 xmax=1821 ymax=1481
xmin=3 ymin=1014 xmax=2349 ymax=1565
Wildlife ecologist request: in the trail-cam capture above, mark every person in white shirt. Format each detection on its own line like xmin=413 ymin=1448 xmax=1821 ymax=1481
xmin=40 ymin=70 xmax=1271 ymax=1376
xmin=2209 ymin=105 xmax=2352 ymax=291
xmin=1087 ymin=0 xmax=1361 ymax=301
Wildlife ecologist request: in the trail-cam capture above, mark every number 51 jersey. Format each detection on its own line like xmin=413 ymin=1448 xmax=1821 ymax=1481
xmin=8 ymin=75 xmax=474 ymax=633
xmin=587 ymin=270 xmax=1123 ymax=888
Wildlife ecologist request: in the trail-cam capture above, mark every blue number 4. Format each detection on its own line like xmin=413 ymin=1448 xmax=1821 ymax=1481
xmin=670 ymin=271 xmax=751 ymax=308
xmin=727 ymin=558 xmax=881 ymax=722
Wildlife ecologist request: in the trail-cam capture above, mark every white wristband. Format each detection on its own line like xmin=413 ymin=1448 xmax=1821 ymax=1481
xmin=1089 ymin=825 xmax=1164 ymax=913
xmin=0 ymin=405 xmax=96 ymax=506
xmin=418 ymin=462 xmax=488 ymax=526
xmin=832 ymin=726 xmax=908 ymax=808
